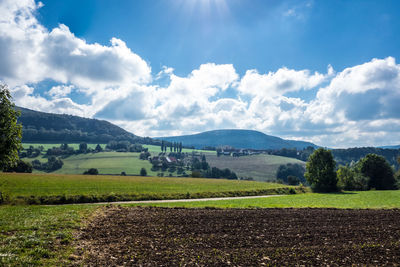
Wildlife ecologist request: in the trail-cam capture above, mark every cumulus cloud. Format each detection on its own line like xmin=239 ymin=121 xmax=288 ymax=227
xmin=47 ymin=85 xmax=74 ymax=98
xmin=0 ymin=0 xmax=151 ymax=118
xmin=237 ymin=66 xmax=332 ymax=97
xmin=1 ymin=0 xmax=400 ymax=147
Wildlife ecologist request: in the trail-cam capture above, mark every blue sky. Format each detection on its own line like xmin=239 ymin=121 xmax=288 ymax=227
xmin=1 ymin=0 xmax=400 ymax=147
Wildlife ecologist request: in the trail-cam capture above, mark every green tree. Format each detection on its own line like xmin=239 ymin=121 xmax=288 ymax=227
xmin=359 ymin=153 xmax=397 ymax=190
xmin=0 ymin=84 xmax=22 ymax=170
xmin=140 ymin=167 xmax=147 ymax=176
xmin=95 ymin=144 xmax=103 ymax=152
xmin=305 ymin=148 xmax=338 ymax=192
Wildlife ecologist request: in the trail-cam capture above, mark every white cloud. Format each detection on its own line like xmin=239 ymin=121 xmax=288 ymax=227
xmin=1 ymin=0 xmax=400 ymax=148
xmin=237 ymin=66 xmax=331 ymax=97
xmin=0 ymin=0 xmax=151 ymax=117
xmin=47 ymin=85 xmax=74 ymax=98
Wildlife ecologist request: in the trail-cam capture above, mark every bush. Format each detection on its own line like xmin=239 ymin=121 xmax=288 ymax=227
xmin=287 ymin=175 xmax=300 ymax=185
xmin=83 ymin=168 xmax=99 ymax=175
xmin=140 ymin=168 xmax=147 ymax=176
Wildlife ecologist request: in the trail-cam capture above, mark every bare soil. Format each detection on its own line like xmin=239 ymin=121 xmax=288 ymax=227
xmin=72 ymin=207 xmax=400 ymax=266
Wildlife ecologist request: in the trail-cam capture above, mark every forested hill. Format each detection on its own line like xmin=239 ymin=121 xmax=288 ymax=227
xmin=158 ymin=129 xmax=318 ymax=150
xmin=16 ymin=107 xmax=154 ymax=144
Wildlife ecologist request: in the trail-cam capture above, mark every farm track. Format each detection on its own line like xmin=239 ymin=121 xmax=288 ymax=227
xmin=72 ymin=206 xmax=400 ymax=266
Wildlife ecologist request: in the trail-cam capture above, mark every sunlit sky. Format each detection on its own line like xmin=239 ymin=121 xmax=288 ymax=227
xmin=1 ymin=0 xmax=400 ymax=147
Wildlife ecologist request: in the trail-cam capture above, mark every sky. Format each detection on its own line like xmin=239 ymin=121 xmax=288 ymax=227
xmin=1 ymin=0 xmax=400 ymax=148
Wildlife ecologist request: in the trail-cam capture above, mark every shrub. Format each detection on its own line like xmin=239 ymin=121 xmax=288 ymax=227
xmin=287 ymin=175 xmax=300 ymax=185
xmin=83 ymin=168 xmax=99 ymax=175
xmin=140 ymin=168 xmax=147 ymax=176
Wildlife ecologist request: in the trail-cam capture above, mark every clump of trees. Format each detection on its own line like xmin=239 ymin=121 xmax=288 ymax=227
xmin=83 ymin=168 xmax=99 ymax=175
xmin=337 ymin=154 xmax=397 ymax=190
xmin=305 ymin=148 xmax=399 ymax=192
xmin=160 ymin=141 xmax=182 ymax=153
xmin=32 ymin=156 xmax=64 ymax=172
xmin=3 ymin=160 xmax=32 ymax=173
xmin=276 ymin=163 xmax=306 ymax=185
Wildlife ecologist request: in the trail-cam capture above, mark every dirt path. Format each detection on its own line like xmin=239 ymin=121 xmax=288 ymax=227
xmin=71 ymin=206 xmax=400 ymax=266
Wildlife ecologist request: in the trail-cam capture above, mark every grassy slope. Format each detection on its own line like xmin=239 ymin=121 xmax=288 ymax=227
xmin=0 ymin=173 xmax=295 ymax=204
xmin=206 ymin=154 xmax=305 ymax=181
xmin=135 ymin=190 xmax=400 ymax=209
xmin=22 ymin=143 xmax=300 ymax=180
xmin=22 ymin=143 xmax=214 ymax=176
xmin=0 ymin=204 xmax=97 ymax=266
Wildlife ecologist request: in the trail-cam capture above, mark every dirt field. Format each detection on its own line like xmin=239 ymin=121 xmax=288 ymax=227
xmin=72 ymin=207 xmax=400 ymax=266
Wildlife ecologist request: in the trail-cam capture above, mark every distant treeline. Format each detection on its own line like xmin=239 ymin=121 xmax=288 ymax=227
xmin=269 ymin=146 xmax=400 ymax=169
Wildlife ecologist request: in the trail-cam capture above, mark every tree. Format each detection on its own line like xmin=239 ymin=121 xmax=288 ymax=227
xmin=79 ymin=142 xmax=88 ymax=153
xmin=305 ymin=148 xmax=338 ymax=192
xmin=359 ymin=154 xmax=397 ymax=190
xmin=0 ymin=84 xmax=22 ymax=170
xmin=140 ymin=167 xmax=147 ymax=176
xmin=95 ymin=144 xmax=103 ymax=152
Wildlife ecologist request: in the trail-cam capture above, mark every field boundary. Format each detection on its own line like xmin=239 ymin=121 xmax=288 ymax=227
xmin=3 ymin=187 xmax=306 ymax=205
xmin=62 ymin=194 xmax=283 ymax=205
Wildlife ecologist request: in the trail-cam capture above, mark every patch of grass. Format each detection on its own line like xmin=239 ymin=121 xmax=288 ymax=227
xmin=134 ymin=190 xmax=400 ymax=209
xmin=0 ymin=204 xmax=97 ymax=266
xmin=206 ymin=154 xmax=305 ymax=181
xmin=0 ymin=173 xmax=299 ymax=204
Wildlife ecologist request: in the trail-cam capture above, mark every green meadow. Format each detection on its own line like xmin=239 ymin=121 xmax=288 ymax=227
xmin=135 ymin=190 xmax=400 ymax=209
xmin=0 ymin=204 xmax=97 ymax=266
xmin=207 ymin=153 xmax=305 ymax=181
xmin=0 ymin=173 xmax=297 ymax=204
xmin=21 ymin=143 xmax=302 ymax=180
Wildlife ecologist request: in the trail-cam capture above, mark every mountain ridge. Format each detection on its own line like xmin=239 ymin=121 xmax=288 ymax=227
xmin=16 ymin=106 xmax=154 ymax=144
xmin=158 ymin=129 xmax=318 ymax=150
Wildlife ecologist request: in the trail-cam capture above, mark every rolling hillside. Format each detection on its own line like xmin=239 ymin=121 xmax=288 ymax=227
xmin=16 ymin=107 xmax=155 ymax=144
xmin=158 ymin=129 xmax=317 ymax=150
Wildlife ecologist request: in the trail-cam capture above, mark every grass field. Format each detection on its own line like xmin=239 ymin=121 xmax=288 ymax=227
xmin=0 ymin=173 xmax=298 ymax=204
xmin=21 ymin=143 xmax=300 ymax=180
xmin=206 ymin=154 xmax=305 ymax=181
xmin=134 ymin=190 xmax=400 ymax=209
xmin=0 ymin=204 xmax=97 ymax=266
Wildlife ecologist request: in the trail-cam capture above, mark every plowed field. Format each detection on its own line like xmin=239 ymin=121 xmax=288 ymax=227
xmin=72 ymin=207 xmax=400 ymax=266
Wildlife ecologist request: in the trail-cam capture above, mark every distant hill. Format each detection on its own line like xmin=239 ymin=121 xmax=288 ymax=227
xmin=16 ymin=107 xmax=154 ymax=144
xmin=379 ymin=145 xmax=400 ymax=149
xmin=158 ymin=129 xmax=318 ymax=150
